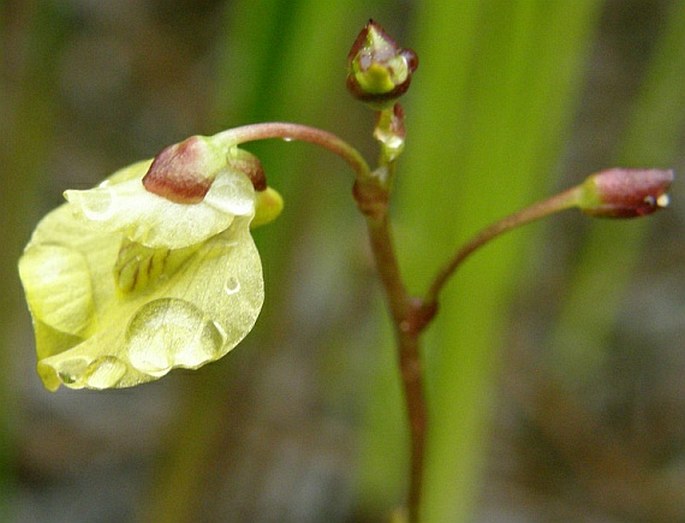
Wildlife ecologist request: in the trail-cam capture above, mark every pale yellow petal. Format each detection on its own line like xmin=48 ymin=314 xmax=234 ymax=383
xmin=19 ymin=244 xmax=94 ymax=337
xmin=32 ymin=216 xmax=263 ymax=390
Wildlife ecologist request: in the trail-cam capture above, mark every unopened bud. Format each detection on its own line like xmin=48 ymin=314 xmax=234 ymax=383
xmin=579 ymin=168 xmax=674 ymax=218
xmin=374 ymin=103 xmax=406 ymax=161
xmin=346 ymin=20 xmax=418 ymax=109
xmin=143 ymin=136 xmax=224 ymax=204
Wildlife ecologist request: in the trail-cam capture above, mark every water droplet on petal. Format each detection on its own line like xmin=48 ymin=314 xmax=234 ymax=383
xmin=71 ymin=187 xmax=118 ymax=221
xmin=56 ymin=358 xmax=89 ymax=385
xmin=84 ymin=356 xmax=127 ymax=389
xmin=126 ymin=298 xmax=227 ymax=376
xmin=224 ymin=276 xmax=241 ymax=295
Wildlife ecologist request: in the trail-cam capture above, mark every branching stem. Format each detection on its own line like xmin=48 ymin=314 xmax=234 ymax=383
xmin=356 ymin=105 xmax=429 ymax=522
xmin=224 ymin=121 xmax=427 ymax=520
xmin=424 ymin=186 xmax=582 ymax=308
xmin=231 ymin=121 xmax=583 ymax=523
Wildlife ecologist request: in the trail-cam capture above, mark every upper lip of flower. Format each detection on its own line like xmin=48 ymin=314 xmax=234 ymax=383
xmin=64 ymin=165 xmax=256 ymax=249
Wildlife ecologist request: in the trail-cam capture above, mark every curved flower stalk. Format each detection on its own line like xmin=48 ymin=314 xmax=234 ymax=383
xmin=19 ymin=134 xmax=283 ymax=391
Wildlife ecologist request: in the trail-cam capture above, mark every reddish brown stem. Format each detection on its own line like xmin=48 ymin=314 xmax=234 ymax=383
xmin=225 ymin=121 xmax=427 ymax=519
xmin=365 ymin=214 xmax=427 ymax=523
xmin=214 ymin=122 xmax=371 ymax=181
xmin=424 ymin=186 xmax=582 ymax=309
xmin=356 ymin=102 xmax=430 ymax=521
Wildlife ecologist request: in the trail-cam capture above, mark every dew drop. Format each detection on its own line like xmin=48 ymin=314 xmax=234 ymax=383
xmin=85 ymin=356 xmax=127 ymax=389
xmin=657 ymin=193 xmax=670 ymax=208
xmin=83 ymin=189 xmax=116 ymax=221
xmin=224 ymin=276 xmax=241 ymax=295
xmin=126 ymin=298 xmax=227 ymax=376
xmin=78 ymin=188 xmax=118 ymax=221
xmin=56 ymin=358 xmax=89 ymax=385
xmin=282 ymin=136 xmax=294 ymax=142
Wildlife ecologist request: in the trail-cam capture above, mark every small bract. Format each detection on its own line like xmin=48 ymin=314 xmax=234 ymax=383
xmin=18 ymin=134 xmax=282 ymax=391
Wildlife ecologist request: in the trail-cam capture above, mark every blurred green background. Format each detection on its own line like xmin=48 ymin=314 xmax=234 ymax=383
xmin=1 ymin=1 xmax=684 ymax=521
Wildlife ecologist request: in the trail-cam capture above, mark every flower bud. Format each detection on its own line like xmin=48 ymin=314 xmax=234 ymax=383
xmin=346 ymin=20 xmax=418 ymax=109
xmin=143 ymin=136 xmax=225 ymax=204
xmin=374 ymin=103 xmax=406 ymax=161
xmin=578 ymin=168 xmax=674 ymax=218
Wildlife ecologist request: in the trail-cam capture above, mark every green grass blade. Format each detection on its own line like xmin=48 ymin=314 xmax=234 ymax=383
xmin=394 ymin=2 xmax=600 ymax=520
xmin=551 ymin=1 xmax=685 ymax=385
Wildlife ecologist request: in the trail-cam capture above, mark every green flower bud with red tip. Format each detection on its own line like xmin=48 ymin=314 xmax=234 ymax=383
xmin=578 ymin=167 xmax=674 ymax=218
xmin=346 ymin=20 xmax=418 ymax=109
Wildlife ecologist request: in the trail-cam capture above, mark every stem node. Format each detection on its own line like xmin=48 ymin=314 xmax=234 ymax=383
xmin=352 ymin=173 xmax=389 ymax=219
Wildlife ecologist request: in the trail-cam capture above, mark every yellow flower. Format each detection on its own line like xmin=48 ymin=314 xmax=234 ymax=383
xmin=18 ymin=134 xmax=282 ymax=391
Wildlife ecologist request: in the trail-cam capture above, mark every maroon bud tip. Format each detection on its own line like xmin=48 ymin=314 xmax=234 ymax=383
xmin=142 ymin=136 xmax=221 ymax=204
xmin=580 ymin=168 xmax=674 ymax=218
xmin=227 ymin=148 xmax=267 ymax=192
